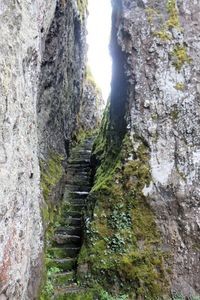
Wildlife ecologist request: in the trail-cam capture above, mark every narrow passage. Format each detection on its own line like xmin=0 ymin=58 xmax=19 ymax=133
xmin=47 ymin=137 xmax=94 ymax=299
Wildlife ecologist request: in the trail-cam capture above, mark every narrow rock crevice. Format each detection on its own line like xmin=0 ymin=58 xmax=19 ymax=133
xmin=46 ymin=137 xmax=94 ymax=299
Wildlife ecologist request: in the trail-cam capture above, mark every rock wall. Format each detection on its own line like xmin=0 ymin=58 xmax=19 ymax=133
xmin=0 ymin=0 xmax=90 ymax=299
xmin=77 ymin=0 xmax=200 ymax=299
xmin=78 ymin=72 xmax=104 ymax=133
xmin=37 ymin=0 xmax=87 ymax=159
xmin=110 ymin=0 xmax=200 ymax=297
xmin=0 ymin=1 xmax=56 ymax=298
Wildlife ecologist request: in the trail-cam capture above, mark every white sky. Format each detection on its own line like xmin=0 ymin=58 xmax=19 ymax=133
xmin=87 ymin=0 xmax=112 ymax=101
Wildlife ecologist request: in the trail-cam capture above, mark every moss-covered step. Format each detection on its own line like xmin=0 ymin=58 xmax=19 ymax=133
xmin=51 ymin=271 xmax=75 ymax=286
xmin=66 ymin=198 xmax=86 ymax=205
xmin=46 ymin=258 xmax=76 ymax=271
xmin=55 ymin=226 xmax=82 ymax=236
xmin=48 ymin=247 xmax=80 ymax=258
xmin=61 ymin=211 xmax=83 ymax=218
xmin=52 ymin=233 xmax=81 ymax=246
xmin=67 ymin=164 xmax=90 ymax=173
xmin=69 ymin=153 xmax=91 ymax=160
xmin=65 ymin=184 xmax=91 ymax=192
xmin=65 ymin=176 xmax=90 ymax=186
xmin=64 ymin=191 xmax=89 ymax=199
xmin=67 ymin=217 xmax=82 ymax=227
xmin=52 ymin=287 xmax=85 ymax=300
xmin=41 ymin=137 xmax=94 ymax=299
xmin=55 ymin=216 xmax=82 ymax=227
xmin=67 ymin=158 xmax=90 ymax=165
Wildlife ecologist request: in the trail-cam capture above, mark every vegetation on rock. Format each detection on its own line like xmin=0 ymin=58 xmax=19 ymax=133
xmin=77 ymin=0 xmax=88 ymax=21
xmin=39 ymin=151 xmax=65 ymax=299
xmin=76 ymin=102 xmax=170 ymax=299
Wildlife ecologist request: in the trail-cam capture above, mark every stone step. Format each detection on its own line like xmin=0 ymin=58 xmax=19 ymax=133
xmin=65 ymin=191 xmax=89 ymax=199
xmin=58 ymin=216 xmax=83 ymax=228
xmin=75 ymin=143 xmax=93 ymax=150
xmin=66 ymin=177 xmax=90 ymax=187
xmin=51 ymin=271 xmax=75 ymax=286
xmin=73 ymin=148 xmax=91 ymax=153
xmin=66 ymin=172 xmax=90 ymax=179
xmin=66 ymin=169 xmax=90 ymax=180
xmin=63 ymin=210 xmax=83 ymax=218
xmin=67 ymin=165 xmax=91 ymax=172
xmin=61 ymin=203 xmax=86 ymax=215
xmin=55 ymin=226 xmax=82 ymax=236
xmin=67 ymin=164 xmax=90 ymax=171
xmin=70 ymin=203 xmax=86 ymax=211
xmin=48 ymin=247 xmax=80 ymax=258
xmin=68 ymin=198 xmax=86 ymax=205
xmin=53 ymin=233 xmax=81 ymax=246
xmin=67 ymin=159 xmax=90 ymax=165
xmin=46 ymin=258 xmax=76 ymax=271
xmin=65 ymin=184 xmax=90 ymax=192
xmin=69 ymin=154 xmax=91 ymax=161
xmin=68 ymin=217 xmax=82 ymax=227
xmin=52 ymin=286 xmax=85 ymax=299
xmin=63 ymin=191 xmax=89 ymax=204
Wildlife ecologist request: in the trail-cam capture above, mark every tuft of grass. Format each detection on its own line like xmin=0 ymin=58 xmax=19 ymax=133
xmin=171 ymin=44 xmax=191 ymax=71
xmin=77 ymin=0 xmax=88 ymax=22
xmin=175 ymin=83 xmax=185 ymax=91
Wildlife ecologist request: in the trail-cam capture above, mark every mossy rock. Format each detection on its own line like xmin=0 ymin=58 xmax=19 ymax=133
xmin=78 ymin=130 xmax=171 ymax=298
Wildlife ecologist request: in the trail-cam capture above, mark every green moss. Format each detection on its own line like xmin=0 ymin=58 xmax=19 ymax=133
xmin=153 ymin=30 xmax=171 ymax=41
xmin=39 ymin=151 xmax=65 ymax=299
xmin=86 ymin=65 xmax=101 ymax=94
xmin=170 ymin=109 xmax=179 ymax=120
xmin=149 ymin=0 xmax=182 ymax=41
xmin=171 ymin=44 xmax=191 ymax=70
xmin=175 ymin=83 xmax=185 ymax=91
xmin=145 ymin=8 xmax=160 ymax=24
xmin=166 ymin=0 xmax=180 ymax=29
xmin=56 ymin=285 xmax=128 ymax=300
xmin=40 ymin=151 xmax=64 ymax=202
xmin=77 ymin=0 xmax=88 ymax=21
xmin=78 ymin=129 xmax=170 ymax=298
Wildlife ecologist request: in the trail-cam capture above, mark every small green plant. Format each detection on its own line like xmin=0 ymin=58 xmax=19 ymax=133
xmin=171 ymin=45 xmax=191 ymax=71
xmin=42 ymin=280 xmax=54 ymax=298
xmin=108 ymin=210 xmax=132 ymax=230
xmin=145 ymin=8 xmax=160 ymax=23
xmin=175 ymin=83 xmax=185 ymax=91
xmin=107 ymin=234 xmax=126 ymax=253
xmin=77 ymin=0 xmax=88 ymax=21
xmin=47 ymin=266 xmax=61 ymax=276
xmin=166 ymin=0 xmax=180 ymax=29
xmin=100 ymin=290 xmax=128 ymax=300
xmin=170 ymin=109 xmax=179 ymax=120
xmin=153 ymin=30 xmax=171 ymax=41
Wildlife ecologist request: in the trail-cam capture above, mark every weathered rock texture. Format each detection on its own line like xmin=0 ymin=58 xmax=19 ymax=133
xmin=76 ymin=0 xmax=200 ymax=299
xmin=110 ymin=0 xmax=200 ymax=297
xmin=0 ymin=0 xmax=94 ymax=299
xmin=78 ymin=75 xmax=104 ymax=133
xmin=37 ymin=0 xmax=87 ymax=159
xmin=0 ymin=1 xmax=56 ymax=298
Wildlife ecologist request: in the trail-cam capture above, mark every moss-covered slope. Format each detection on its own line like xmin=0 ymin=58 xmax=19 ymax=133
xmin=75 ymin=103 xmax=170 ymax=299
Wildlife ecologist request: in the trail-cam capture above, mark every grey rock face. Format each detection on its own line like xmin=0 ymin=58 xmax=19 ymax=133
xmin=37 ymin=0 xmax=87 ymax=159
xmin=79 ymin=79 xmax=104 ymax=132
xmin=0 ymin=1 xmax=56 ymax=298
xmin=111 ymin=0 xmax=200 ymax=296
xmin=0 ymin=0 xmax=89 ymax=298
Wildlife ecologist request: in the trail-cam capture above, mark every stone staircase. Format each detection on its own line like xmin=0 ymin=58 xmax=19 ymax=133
xmin=47 ymin=138 xmax=93 ymax=299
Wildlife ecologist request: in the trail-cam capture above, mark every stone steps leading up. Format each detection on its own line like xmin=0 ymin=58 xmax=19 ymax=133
xmin=48 ymin=137 xmax=93 ymax=299
xmin=46 ymin=258 xmax=76 ymax=271
xmin=52 ymin=285 xmax=85 ymax=300
xmin=51 ymin=271 xmax=75 ymax=286
xmin=55 ymin=226 xmax=82 ymax=236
